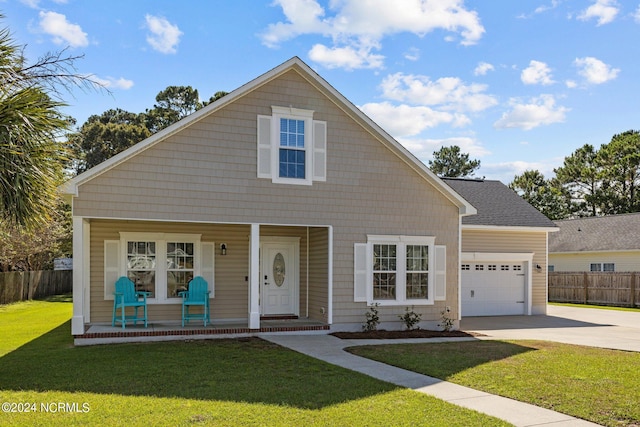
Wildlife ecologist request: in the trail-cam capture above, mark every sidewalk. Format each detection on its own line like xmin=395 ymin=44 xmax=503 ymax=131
xmin=262 ymin=334 xmax=600 ymax=427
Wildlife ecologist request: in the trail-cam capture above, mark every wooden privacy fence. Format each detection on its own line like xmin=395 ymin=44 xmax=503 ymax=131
xmin=548 ymin=272 xmax=639 ymax=307
xmin=0 ymin=270 xmax=72 ymax=305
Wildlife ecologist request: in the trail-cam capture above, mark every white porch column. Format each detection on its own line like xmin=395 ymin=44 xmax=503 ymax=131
xmin=249 ymin=223 xmax=261 ymax=329
xmin=72 ymin=217 xmax=90 ymax=335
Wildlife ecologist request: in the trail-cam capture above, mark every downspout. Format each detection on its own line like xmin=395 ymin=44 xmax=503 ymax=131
xmin=458 ymin=215 xmax=462 ymax=322
xmin=306 ymin=227 xmax=309 ymax=318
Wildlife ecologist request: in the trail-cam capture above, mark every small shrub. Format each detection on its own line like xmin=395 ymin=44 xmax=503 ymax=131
xmin=438 ymin=307 xmax=454 ymax=332
xmin=398 ymin=306 xmax=422 ymax=331
xmin=363 ymin=303 xmax=380 ymax=331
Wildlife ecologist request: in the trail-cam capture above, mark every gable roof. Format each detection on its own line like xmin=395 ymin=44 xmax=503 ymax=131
xmin=441 ymin=178 xmax=557 ymax=230
xmin=549 ymin=213 xmax=640 ymax=252
xmin=61 ymin=57 xmax=475 ymax=216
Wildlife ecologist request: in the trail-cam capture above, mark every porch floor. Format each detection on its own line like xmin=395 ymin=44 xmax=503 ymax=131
xmin=75 ymin=319 xmax=330 ymax=345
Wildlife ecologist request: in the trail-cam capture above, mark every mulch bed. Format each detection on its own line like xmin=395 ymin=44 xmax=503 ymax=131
xmin=331 ymin=329 xmax=482 ymax=339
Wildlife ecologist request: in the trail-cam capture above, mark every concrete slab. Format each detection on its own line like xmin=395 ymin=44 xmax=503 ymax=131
xmin=461 ymin=305 xmax=640 ymax=352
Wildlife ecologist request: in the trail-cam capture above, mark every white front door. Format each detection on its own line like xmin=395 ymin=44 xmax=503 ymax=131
xmin=261 ymin=241 xmax=298 ymax=316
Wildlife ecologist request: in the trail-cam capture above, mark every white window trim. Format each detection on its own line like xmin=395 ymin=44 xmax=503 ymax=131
xmin=271 ymin=106 xmax=314 ymax=185
xmin=590 ymin=262 xmax=615 ymax=272
xmin=257 ymin=106 xmax=327 ymax=186
xmin=118 ymin=232 xmax=202 ymax=304
xmin=367 ymin=235 xmax=436 ymax=306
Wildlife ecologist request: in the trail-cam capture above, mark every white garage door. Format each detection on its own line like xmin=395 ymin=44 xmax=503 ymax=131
xmin=461 ymin=262 xmax=526 ymax=316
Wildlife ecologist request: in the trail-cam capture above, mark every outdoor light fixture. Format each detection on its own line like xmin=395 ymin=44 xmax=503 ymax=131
xmin=220 ymin=243 xmax=227 ymax=256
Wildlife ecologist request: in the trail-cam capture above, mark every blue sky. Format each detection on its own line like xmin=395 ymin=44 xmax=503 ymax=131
xmin=3 ymin=0 xmax=639 ymax=183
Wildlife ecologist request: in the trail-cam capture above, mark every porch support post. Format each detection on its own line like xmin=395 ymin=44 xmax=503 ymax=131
xmin=72 ymin=217 xmax=90 ymax=335
xmin=249 ymin=223 xmax=260 ymax=329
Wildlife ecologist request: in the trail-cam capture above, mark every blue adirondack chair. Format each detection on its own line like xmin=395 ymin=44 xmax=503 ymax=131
xmin=179 ymin=276 xmax=211 ymax=327
xmin=112 ymin=276 xmax=150 ymax=329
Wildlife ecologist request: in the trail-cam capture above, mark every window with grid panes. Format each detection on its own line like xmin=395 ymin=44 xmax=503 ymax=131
xmin=373 ymin=244 xmax=397 ymax=299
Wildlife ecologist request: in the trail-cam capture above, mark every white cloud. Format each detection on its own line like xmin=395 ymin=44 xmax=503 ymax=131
xmin=145 ymin=15 xmax=183 ymax=54
xmin=359 ymin=102 xmax=456 ymax=137
xmin=261 ymin=0 xmax=485 ymax=69
xmin=379 ymin=72 xmax=498 ymax=113
xmin=565 ymin=80 xmax=578 ymax=88
xmin=21 ymin=0 xmax=42 ymax=8
xmin=92 ymin=76 xmax=134 ymax=90
xmin=404 ymin=47 xmax=420 ymax=61
xmin=474 ymin=61 xmax=494 ymax=76
xmin=634 ymin=5 xmax=640 ymax=23
xmin=494 ymin=95 xmax=569 ymax=130
xmin=38 ymin=11 xmax=88 ymax=47
xmin=574 ymin=56 xmax=619 ymax=84
xmin=308 ymin=43 xmax=384 ymax=70
xmin=534 ymin=0 xmax=559 ymax=14
xmin=577 ymin=0 xmax=619 ymax=26
xmin=521 ymin=60 xmax=554 ymax=85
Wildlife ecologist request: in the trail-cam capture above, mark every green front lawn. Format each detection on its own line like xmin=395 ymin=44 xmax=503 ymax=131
xmin=349 ymin=340 xmax=640 ymax=427
xmin=0 ymin=297 xmax=508 ymax=426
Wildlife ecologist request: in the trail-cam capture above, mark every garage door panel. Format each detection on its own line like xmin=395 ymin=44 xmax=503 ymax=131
xmin=462 ymin=262 xmax=526 ymax=316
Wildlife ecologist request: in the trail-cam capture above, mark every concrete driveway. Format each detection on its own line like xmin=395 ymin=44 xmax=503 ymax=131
xmin=460 ymin=305 xmax=640 ymax=352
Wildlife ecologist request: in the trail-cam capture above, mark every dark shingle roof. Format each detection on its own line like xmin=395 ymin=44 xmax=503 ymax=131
xmin=442 ymin=178 xmax=557 ymax=228
xmin=549 ymin=213 xmax=640 ymax=252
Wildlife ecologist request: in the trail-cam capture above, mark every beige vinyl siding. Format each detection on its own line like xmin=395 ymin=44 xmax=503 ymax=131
xmin=308 ymin=227 xmax=329 ymax=322
xmin=76 ymin=69 xmax=461 ymax=326
xmin=462 ymin=229 xmax=548 ymax=315
xmin=550 ymin=251 xmax=640 ymax=272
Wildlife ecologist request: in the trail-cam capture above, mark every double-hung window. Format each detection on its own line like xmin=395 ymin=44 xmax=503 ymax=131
xmin=354 ymin=235 xmax=446 ymax=306
xmin=104 ymin=233 xmax=214 ymax=303
xmin=257 ymin=106 xmax=326 ymax=185
xmin=279 ymin=118 xmax=306 ymax=179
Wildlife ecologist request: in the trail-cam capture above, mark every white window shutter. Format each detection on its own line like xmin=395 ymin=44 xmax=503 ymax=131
xmin=104 ymin=240 xmax=120 ymax=300
xmin=201 ymin=242 xmax=215 ymax=297
xmin=354 ymin=243 xmax=368 ymax=302
xmin=434 ymin=245 xmax=446 ymax=301
xmin=257 ymin=115 xmax=272 ymax=178
xmin=312 ymin=120 xmax=327 ymax=182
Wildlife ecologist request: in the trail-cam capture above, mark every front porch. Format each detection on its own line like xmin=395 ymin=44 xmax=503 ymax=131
xmin=75 ymin=318 xmax=330 ymax=346
xmin=72 ymin=219 xmax=333 ymax=340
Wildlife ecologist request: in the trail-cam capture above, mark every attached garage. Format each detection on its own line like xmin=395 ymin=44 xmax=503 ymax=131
xmin=442 ymin=178 xmax=558 ymax=317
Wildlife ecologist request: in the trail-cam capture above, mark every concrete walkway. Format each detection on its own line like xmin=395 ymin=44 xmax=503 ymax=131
xmin=262 ymin=334 xmax=600 ymax=427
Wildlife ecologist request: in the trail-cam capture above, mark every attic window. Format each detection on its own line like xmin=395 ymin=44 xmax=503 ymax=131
xmin=257 ymin=106 xmax=326 ymax=185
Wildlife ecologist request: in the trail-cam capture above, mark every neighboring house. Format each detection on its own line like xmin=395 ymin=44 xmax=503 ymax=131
xmin=549 ymin=213 xmax=640 ymax=272
xmin=442 ymin=178 xmax=558 ymax=316
xmin=62 ymin=57 xmax=477 ymax=339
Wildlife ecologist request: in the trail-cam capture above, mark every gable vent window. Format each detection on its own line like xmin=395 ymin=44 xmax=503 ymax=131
xmin=257 ymin=106 xmax=327 ymax=185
